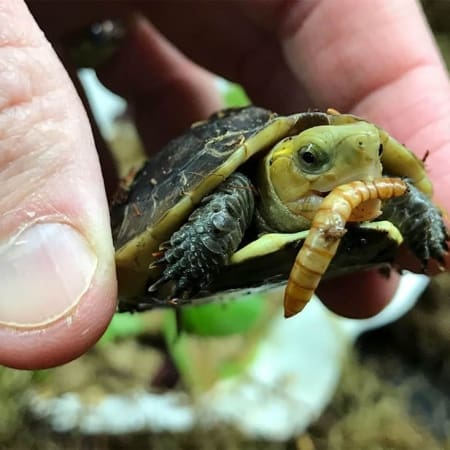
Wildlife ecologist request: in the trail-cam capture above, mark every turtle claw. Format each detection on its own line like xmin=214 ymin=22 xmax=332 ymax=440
xmin=149 ymin=257 xmax=166 ymax=270
xmin=167 ymin=297 xmax=188 ymax=306
xmin=381 ymin=181 xmax=449 ymax=272
xmin=420 ymin=259 xmax=429 ymax=274
xmin=159 ymin=241 xmax=171 ymax=251
xmin=118 ymin=297 xmax=161 ymax=313
xmin=147 ymin=270 xmax=192 ymax=305
xmin=148 ymin=277 xmax=167 ymax=293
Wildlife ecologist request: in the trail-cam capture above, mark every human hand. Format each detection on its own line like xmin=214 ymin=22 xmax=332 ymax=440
xmin=1 ymin=0 xmax=448 ymax=369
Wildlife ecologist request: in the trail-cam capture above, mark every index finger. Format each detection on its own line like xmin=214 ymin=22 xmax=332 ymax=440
xmin=280 ymin=0 xmax=450 ymax=214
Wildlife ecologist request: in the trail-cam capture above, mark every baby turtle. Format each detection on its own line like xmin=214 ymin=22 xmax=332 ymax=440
xmin=111 ymin=107 xmax=448 ymax=317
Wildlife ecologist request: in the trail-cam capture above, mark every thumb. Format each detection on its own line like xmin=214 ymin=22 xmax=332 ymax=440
xmin=0 ymin=1 xmax=116 ymax=368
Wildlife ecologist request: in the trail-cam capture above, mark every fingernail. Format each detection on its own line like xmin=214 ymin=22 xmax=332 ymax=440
xmin=0 ymin=223 xmax=97 ymax=328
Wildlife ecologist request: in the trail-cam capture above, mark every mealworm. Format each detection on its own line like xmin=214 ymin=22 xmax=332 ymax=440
xmin=284 ymin=177 xmax=408 ymax=318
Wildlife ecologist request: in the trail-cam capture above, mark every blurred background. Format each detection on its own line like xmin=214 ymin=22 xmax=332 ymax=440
xmin=1 ymin=1 xmax=450 ymax=449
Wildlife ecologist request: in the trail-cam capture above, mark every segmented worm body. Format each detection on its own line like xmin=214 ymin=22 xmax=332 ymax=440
xmin=284 ymin=177 xmax=408 ymax=318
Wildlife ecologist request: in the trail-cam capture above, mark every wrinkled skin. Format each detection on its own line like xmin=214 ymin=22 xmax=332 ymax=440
xmin=0 ymin=0 xmax=448 ymax=369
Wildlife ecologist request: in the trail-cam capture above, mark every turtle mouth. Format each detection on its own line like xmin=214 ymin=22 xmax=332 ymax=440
xmin=314 ymin=190 xmax=330 ymax=198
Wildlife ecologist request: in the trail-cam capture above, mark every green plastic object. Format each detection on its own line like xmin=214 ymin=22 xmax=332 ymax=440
xmin=180 ymin=295 xmax=266 ymax=337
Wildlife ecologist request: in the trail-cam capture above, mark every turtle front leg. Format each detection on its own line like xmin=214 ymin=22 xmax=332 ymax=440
xmin=380 ymin=180 xmax=449 ymax=268
xmin=147 ymin=173 xmax=255 ymax=304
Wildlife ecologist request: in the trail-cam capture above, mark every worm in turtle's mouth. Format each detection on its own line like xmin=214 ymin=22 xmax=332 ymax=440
xmin=315 ymin=187 xmax=383 ymax=222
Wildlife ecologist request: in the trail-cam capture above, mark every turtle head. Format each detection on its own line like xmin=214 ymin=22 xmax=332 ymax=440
xmin=257 ymin=122 xmax=383 ymax=231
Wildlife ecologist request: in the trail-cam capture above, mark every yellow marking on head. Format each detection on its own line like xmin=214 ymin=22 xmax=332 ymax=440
xmin=266 ymin=122 xmax=383 ymax=206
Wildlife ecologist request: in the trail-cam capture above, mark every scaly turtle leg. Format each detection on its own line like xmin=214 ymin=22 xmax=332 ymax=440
xmin=147 ymin=172 xmax=255 ymax=304
xmin=380 ymin=180 xmax=449 ymax=268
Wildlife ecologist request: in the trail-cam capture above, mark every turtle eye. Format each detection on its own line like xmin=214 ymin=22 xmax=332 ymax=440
xmin=297 ymin=143 xmax=331 ymax=174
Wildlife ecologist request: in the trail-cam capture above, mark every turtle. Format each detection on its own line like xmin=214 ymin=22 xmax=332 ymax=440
xmin=111 ymin=106 xmax=448 ymax=318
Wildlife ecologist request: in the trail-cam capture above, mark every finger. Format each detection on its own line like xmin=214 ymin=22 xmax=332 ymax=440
xmin=0 ymin=1 xmax=116 ymax=369
xmin=280 ymin=0 xmax=450 ymax=213
xmin=97 ymin=14 xmax=223 ymax=151
xmin=394 ymin=244 xmax=449 ymax=276
xmin=317 ymin=270 xmax=401 ymax=319
xmin=123 ymin=3 xmax=312 ymax=113
xmin=29 ymin=2 xmax=311 ymax=113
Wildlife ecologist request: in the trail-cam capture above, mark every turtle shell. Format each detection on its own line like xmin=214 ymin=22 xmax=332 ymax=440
xmin=111 ymin=106 xmax=435 ymax=306
xmin=112 ymin=107 xmax=332 ymax=299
